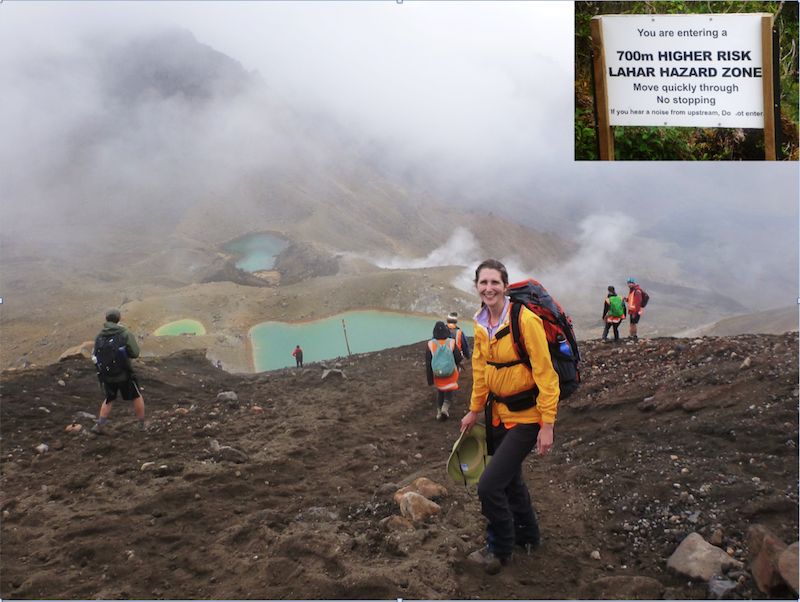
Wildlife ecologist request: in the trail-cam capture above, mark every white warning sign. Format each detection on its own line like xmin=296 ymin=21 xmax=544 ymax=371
xmin=597 ymin=14 xmax=769 ymax=128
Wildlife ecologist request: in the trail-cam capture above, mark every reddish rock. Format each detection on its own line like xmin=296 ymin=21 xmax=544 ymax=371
xmin=393 ymin=477 xmax=448 ymax=505
xmin=778 ymin=542 xmax=799 ymax=595
xmin=746 ymin=525 xmax=789 ymax=596
xmin=379 ymin=515 xmax=415 ymax=532
xmin=399 ymin=491 xmax=441 ymax=522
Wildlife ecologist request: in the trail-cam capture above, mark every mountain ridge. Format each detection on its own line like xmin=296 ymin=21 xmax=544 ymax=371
xmin=2 ymin=27 xmax=795 ymax=374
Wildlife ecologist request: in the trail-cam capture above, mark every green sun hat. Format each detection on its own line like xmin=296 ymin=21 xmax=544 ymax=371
xmin=447 ymin=423 xmax=491 ymax=484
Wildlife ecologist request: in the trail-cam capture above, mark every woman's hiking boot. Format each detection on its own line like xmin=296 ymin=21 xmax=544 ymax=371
xmin=467 ymin=546 xmax=512 ymax=574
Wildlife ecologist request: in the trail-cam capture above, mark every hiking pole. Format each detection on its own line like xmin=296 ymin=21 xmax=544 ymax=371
xmin=342 ymin=319 xmax=351 ymax=357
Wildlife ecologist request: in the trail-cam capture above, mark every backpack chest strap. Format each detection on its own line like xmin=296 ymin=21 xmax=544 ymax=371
xmin=487 ymin=358 xmax=527 ymax=369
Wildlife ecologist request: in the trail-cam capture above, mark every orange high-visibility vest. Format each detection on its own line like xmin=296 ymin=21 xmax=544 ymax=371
xmin=428 ymin=338 xmax=459 ymax=391
xmin=447 ymin=325 xmax=464 ymax=352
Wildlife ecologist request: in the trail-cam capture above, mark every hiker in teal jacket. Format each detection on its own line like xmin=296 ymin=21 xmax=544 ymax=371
xmin=91 ymin=308 xmax=146 ymax=434
xmin=601 ymin=286 xmax=626 ymax=342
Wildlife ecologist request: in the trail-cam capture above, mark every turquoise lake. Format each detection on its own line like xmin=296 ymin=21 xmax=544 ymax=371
xmin=225 ymin=233 xmax=288 ymax=272
xmin=250 ymin=311 xmax=474 ymax=372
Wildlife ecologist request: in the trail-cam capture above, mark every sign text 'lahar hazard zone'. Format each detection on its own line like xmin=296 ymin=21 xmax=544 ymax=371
xmin=598 ymin=14 xmax=769 ymax=128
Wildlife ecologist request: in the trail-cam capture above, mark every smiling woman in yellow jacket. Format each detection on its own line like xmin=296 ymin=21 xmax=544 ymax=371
xmin=461 ymin=259 xmax=560 ymax=571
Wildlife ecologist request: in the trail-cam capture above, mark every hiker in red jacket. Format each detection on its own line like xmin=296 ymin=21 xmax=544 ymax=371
xmin=626 ymin=278 xmax=643 ymax=342
xmin=292 ymin=345 xmax=304 ymax=367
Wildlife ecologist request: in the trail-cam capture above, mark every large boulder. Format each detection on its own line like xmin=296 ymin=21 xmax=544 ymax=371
xmin=666 ymin=532 xmax=743 ymax=581
xmin=59 ymin=341 xmax=95 ymax=362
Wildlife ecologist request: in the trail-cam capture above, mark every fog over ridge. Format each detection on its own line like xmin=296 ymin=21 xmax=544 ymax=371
xmin=0 ymin=3 xmax=797 ymax=319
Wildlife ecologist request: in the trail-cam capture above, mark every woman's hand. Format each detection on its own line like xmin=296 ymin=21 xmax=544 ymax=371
xmin=537 ymin=422 xmax=554 ymax=455
xmin=461 ymin=410 xmax=478 ymax=434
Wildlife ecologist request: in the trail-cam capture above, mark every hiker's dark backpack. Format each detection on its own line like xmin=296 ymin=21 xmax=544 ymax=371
xmin=448 ymin=326 xmax=464 ymax=351
xmin=94 ymin=332 xmax=130 ymax=379
xmin=639 ymin=289 xmax=650 ymax=308
xmin=430 ymin=338 xmax=457 ymax=377
xmin=503 ymin=279 xmax=581 ymax=400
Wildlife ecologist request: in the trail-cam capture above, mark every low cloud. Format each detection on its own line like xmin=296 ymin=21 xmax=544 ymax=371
xmin=369 ymin=227 xmax=483 ymax=271
xmin=366 ymin=218 xmax=641 ymax=306
xmin=537 ymin=213 xmax=638 ymax=297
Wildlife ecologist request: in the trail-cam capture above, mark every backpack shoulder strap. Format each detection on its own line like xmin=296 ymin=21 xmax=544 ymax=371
xmin=509 ymin=303 xmax=532 ymax=370
xmin=430 ymin=338 xmax=453 ymax=351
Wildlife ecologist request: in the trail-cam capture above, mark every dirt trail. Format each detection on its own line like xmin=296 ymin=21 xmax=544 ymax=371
xmin=1 ymin=333 xmax=797 ymax=599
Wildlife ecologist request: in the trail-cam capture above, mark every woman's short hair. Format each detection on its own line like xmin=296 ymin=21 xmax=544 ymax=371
xmin=474 ymin=259 xmax=509 ymax=287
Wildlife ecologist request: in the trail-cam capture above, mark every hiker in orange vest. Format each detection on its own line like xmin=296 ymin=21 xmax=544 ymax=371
xmin=292 ymin=345 xmax=304 ymax=367
xmin=626 ymin=278 xmax=643 ymax=342
xmin=601 ymin=285 xmax=626 ymax=343
xmin=426 ymin=321 xmax=463 ymax=421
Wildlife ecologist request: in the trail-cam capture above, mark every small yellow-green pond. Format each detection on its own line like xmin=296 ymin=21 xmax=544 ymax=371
xmin=154 ymin=320 xmax=207 ymax=336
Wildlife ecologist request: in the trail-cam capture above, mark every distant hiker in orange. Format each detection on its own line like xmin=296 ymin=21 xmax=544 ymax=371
xmin=446 ymin=312 xmax=471 ymax=367
xmin=601 ymin=285 xmax=626 ymax=343
xmin=426 ymin=321 xmax=463 ymax=421
xmin=626 ymin=278 xmax=643 ymax=342
xmin=292 ymin=345 xmax=304 ymax=367
xmin=91 ymin=308 xmax=146 ymax=434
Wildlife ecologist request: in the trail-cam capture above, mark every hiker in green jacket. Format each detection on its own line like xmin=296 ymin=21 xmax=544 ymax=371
xmin=601 ymin=286 xmax=626 ymax=342
xmin=91 ymin=308 xmax=146 ymax=434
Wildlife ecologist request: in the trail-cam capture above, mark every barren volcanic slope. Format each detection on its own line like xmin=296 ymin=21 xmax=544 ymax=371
xmin=1 ymin=333 xmax=797 ymax=600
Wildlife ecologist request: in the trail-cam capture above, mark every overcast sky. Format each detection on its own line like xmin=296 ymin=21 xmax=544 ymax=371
xmin=1 ymin=1 xmax=572 ymax=175
xmin=1 ymin=1 xmax=797 ymax=310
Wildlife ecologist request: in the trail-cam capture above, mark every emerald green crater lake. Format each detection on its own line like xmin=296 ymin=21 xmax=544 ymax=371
xmin=224 ymin=233 xmax=287 ymax=273
xmin=250 ymin=311 xmax=474 ymax=372
xmin=154 ymin=320 xmax=207 ymax=336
